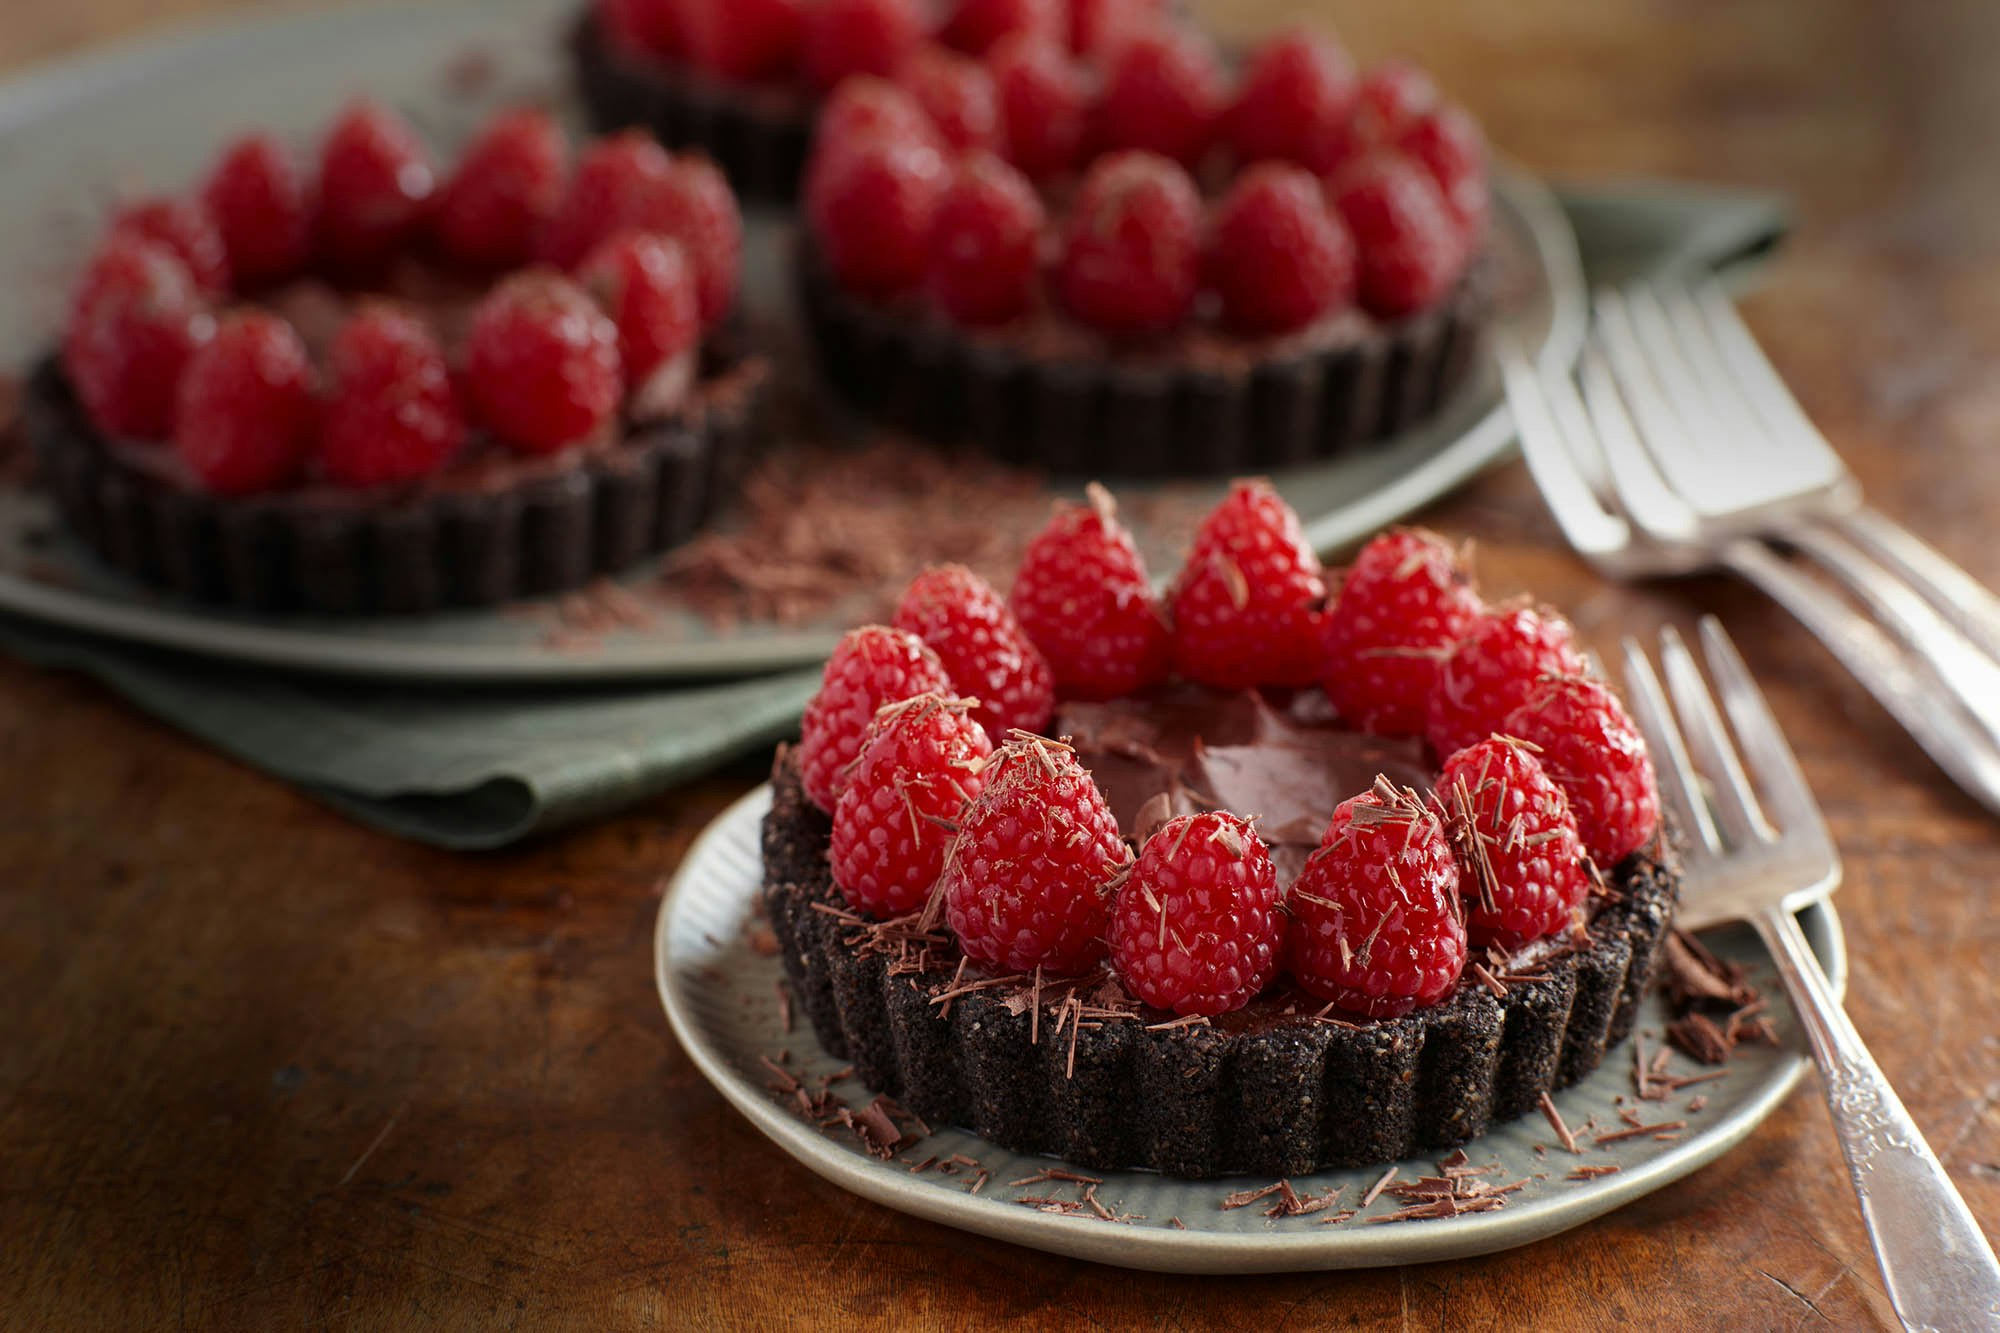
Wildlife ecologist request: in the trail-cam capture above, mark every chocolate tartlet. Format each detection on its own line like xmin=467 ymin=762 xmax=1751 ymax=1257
xmin=760 ymin=686 xmax=1677 ymax=1179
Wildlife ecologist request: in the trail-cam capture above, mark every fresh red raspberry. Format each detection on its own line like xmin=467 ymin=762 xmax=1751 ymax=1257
xmin=63 ymin=235 xmax=213 ymax=441
xmin=896 ymin=48 xmax=1000 ymax=152
xmin=1055 ymin=150 xmax=1200 ymax=336
xmin=1328 ymin=153 xmax=1464 ymax=319
xmin=938 ymin=734 xmax=1129 ymax=976
xmin=173 ymin=311 xmax=315 ymax=496
xmin=679 ymin=0 xmax=804 ymax=80
xmin=1207 ymin=164 xmax=1355 ymax=335
xmin=1437 ymin=738 xmax=1590 ymax=948
xmin=1092 ymin=25 xmax=1226 ymax=168
xmin=941 ymin=0 xmax=1063 ymax=56
xmin=1169 ymin=479 xmax=1327 ymax=690
xmin=645 ymin=156 xmax=743 ymax=325
xmin=797 ymin=625 xmax=954 ymax=811
xmin=434 ymin=107 xmax=568 ymax=270
xmin=1353 ymin=61 xmax=1439 ymax=143
xmin=926 ymin=152 xmax=1044 ymax=327
xmin=1285 ymin=780 xmax=1466 ymax=1018
xmin=578 ymin=231 xmax=701 ymax=387
xmin=805 ymin=133 xmax=949 ymax=298
xmin=598 ymin=0 xmax=682 ymax=58
xmin=829 ymin=694 xmax=994 ymax=918
xmin=1502 ymin=676 xmax=1661 ymax=868
xmin=1320 ymin=527 xmax=1481 ymax=737
xmin=465 ymin=271 xmax=624 ymax=455
xmin=803 ymin=0 xmax=922 ymax=90
xmin=815 ymin=77 xmax=946 ymax=158
xmin=1395 ymin=103 xmax=1489 ymax=242
xmin=1010 ymin=483 xmax=1170 ymax=700
xmin=1109 ymin=812 xmax=1284 ymax=1016
xmin=1225 ymin=27 xmax=1358 ymax=174
xmin=892 ymin=563 xmax=1055 ymax=742
xmin=1068 ymin=0 xmax=1160 ymax=57
xmin=989 ymin=35 xmax=1088 ymax=181
xmin=1426 ymin=606 xmax=1587 ymax=759
xmin=200 ymin=133 xmax=313 ymax=289
xmin=314 ymin=100 xmax=436 ymax=274
xmin=110 ymin=197 xmax=230 ymax=297
xmin=538 ymin=131 xmax=674 ymax=269
xmin=318 ymin=306 xmax=466 ymax=487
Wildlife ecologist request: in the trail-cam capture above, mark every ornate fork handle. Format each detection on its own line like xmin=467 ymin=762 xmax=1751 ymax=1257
xmin=1754 ymin=907 xmax=2000 ymax=1331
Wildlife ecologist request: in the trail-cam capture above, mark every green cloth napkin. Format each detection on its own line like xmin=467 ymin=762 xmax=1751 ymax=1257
xmin=0 ymin=179 xmax=1788 ymax=850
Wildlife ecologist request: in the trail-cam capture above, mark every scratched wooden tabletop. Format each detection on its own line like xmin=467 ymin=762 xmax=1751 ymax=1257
xmin=3 ymin=0 xmax=1997 ymax=1327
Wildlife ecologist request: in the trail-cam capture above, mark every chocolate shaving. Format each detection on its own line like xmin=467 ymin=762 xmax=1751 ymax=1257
xmin=1539 ymin=1091 xmax=1580 ymax=1154
xmin=1594 ymin=1119 xmax=1688 ymax=1146
xmin=1567 ymin=1164 xmax=1622 ymax=1181
xmin=1360 ymin=1166 xmax=1399 ymax=1207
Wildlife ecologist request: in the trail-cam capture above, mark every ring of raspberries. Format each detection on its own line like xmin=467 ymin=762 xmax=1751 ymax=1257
xmin=794 ymin=479 xmax=1662 ymax=1022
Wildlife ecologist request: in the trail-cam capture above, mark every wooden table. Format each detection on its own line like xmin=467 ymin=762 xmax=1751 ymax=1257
xmin=4 ymin=1 xmax=1998 ymax=1327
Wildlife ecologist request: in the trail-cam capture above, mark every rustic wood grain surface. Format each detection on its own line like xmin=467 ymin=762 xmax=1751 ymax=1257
xmin=3 ymin=0 xmax=1998 ymax=1328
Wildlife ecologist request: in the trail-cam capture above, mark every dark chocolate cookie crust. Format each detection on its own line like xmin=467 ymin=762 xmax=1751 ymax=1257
xmin=25 ymin=352 xmax=770 ymax=615
xmin=570 ymin=9 xmax=811 ymax=206
xmin=796 ymin=237 xmax=1496 ymax=478
xmin=760 ymin=746 xmax=1677 ymax=1179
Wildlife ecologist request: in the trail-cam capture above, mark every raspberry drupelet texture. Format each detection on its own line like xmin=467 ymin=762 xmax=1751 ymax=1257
xmin=1320 ymin=527 xmax=1483 ymax=738
xmin=830 ymin=694 xmax=994 ymax=918
xmin=578 ymin=231 xmax=701 ymax=385
xmin=1108 ymin=812 xmax=1285 ymax=1016
xmin=1436 ymin=736 xmax=1590 ymax=948
xmin=1010 ymin=483 xmax=1170 ymax=700
xmin=802 ymin=0 xmax=923 ymax=91
xmin=538 ymin=131 xmax=674 ymax=270
xmin=926 ymin=152 xmax=1046 ymax=327
xmin=1502 ymin=676 xmax=1661 ymax=867
xmin=806 ymin=133 xmax=950 ymax=298
xmin=937 ymin=734 xmax=1130 ymax=975
xmin=110 ymin=197 xmax=230 ymax=298
xmin=1350 ymin=60 xmax=1440 ymax=146
xmin=1169 ymin=479 xmax=1327 ymax=690
xmin=1207 ymin=163 xmax=1356 ymax=335
xmin=893 ymin=564 xmax=1055 ymax=742
xmin=1093 ymin=24 xmax=1226 ymax=168
xmin=201 ymin=133 xmax=314 ymax=289
xmin=173 ymin=311 xmax=317 ymax=497
xmin=941 ymin=0 xmax=1064 ymax=57
xmin=314 ymin=100 xmax=436 ymax=276
xmin=1425 ymin=605 xmax=1587 ymax=760
xmin=1225 ymin=27 xmax=1358 ymax=175
xmin=679 ymin=0 xmax=804 ymax=80
xmin=63 ymin=235 xmax=213 ymax=441
xmin=815 ymin=77 xmax=946 ymax=158
xmin=464 ymin=271 xmax=624 ymax=456
xmin=896 ymin=48 xmax=1000 ymax=152
xmin=1055 ymin=151 xmax=1201 ymax=336
xmin=1284 ymin=778 xmax=1467 ymax=1018
xmin=645 ymin=156 xmax=744 ymax=325
xmin=989 ymin=34 xmax=1088 ymax=181
xmin=797 ymin=625 xmax=954 ymax=811
xmin=318 ymin=306 xmax=466 ymax=487
xmin=1328 ymin=153 xmax=1464 ymax=319
xmin=1396 ymin=104 xmax=1489 ymax=242
xmin=434 ymin=107 xmax=569 ymax=271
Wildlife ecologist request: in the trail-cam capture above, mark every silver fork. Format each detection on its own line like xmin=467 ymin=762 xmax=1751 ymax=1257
xmin=1503 ymin=298 xmax=2000 ymax=817
xmin=1624 ymin=618 xmax=2000 ymax=1330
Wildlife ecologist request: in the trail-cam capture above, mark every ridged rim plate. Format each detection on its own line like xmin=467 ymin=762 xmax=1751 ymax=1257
xmin=659 ymin=785 xmax=1847 ymax=1273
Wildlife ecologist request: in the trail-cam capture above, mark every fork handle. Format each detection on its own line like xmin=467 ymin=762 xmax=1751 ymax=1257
xmin=1752 ymin=907 xmax=2000 ymax=1331
xmin=1829 ymin=507 xmax=2000 ymax=667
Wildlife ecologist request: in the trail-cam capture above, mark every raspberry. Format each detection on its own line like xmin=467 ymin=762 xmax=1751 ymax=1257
xmin=434 ymin=107 xmax=568 ymax=270
xmin=1502 ymin=677 xmax=1661 ymax=867
xmin=1010 ymin=483 xmax=1170 ymax=700
xmin=63 ymin=235 xmax=212 ymax=441
xmin=1109 ymin=812 xmax=1283 ymax=1016
xmin=1068 ymin=0 xmax=1160 ymax=57
xmin=1168 ymin=480 xmax=1326 ymax=690
xmin=815 ymin=77 xmax=945 ymax=158
xmin=892 ymin=564 xmax=1055 ymax=742
xmin=1320 ymin=528 xmax=1482 ymax=737
xmin=1353 ymin=61 xmax=1439 ymax=143
xmin=803 ymin=0 xmax=922 ymax=90
xmin=200 ymin=133 xmax=313 ymax=289
xmin=1207 ymin=164 xmax=1355 ymax=335
xmin=679 ymin=0 xmax=804 ymax=80
xmin=896 ymin=48 xmax=1000 ymax=152
xmin=110 ymin=197 xmax=230 ymax=297
xmin=1285 ymin=780 xmax=1466 ymax=1018
xmin=173 ymin=311 xmax=315 ymax=496
xmin=1425 ymin=606 xmax=1587 ymax=759
xmin=829 ymin=694 xmax=994 ymax=918
xmin=465 ymin=271 xmax=624 ymax=455
xmin=989 ymin=35 xmax=1087 ymax=181
xmin=598 ymin=0 xmax=681 ymax=58
xmin=1055 ymin=151 xmax=1200 ymax=336
xmin=314 ymin=100 xmax=436 ymax=274
xmin=941 ymin=0 xmax=1063 ymax=57
xmin=318 ymin=306 xmax=466 ymax=487
xmin=1225 ymin=27 xmax=1358 ymax=174
xmin=1328 ymin=153 xmax=1464 ymax=319
xmin=578 ymin=231 xmax=701 ymax=387
xmin=645 ymin=156 xmax=743 ymax=325
xmin=1093 ymin=25 xmax=1226 ymax=168
xmin=538 ymin=131 xmax=674 ymax=269
xmin=805 ymin=133 xmax=949 ymax=298
xmin=938 ymin=734 xmax=1129 ymax=975
xmin=797 ymin=625 xmax=954 ymax=811
xmin=926 ymin=153 xmax=1044 ymax=327
xmin=1396 ymin=103 xmax=1489 ymax=241
xmin=1437 ymin=738 xmax=1589 ymax=948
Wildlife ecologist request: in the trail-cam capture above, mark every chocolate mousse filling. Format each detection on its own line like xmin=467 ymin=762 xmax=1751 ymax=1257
xmin=761 ymin=688 xmax=1678 ymax=1178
